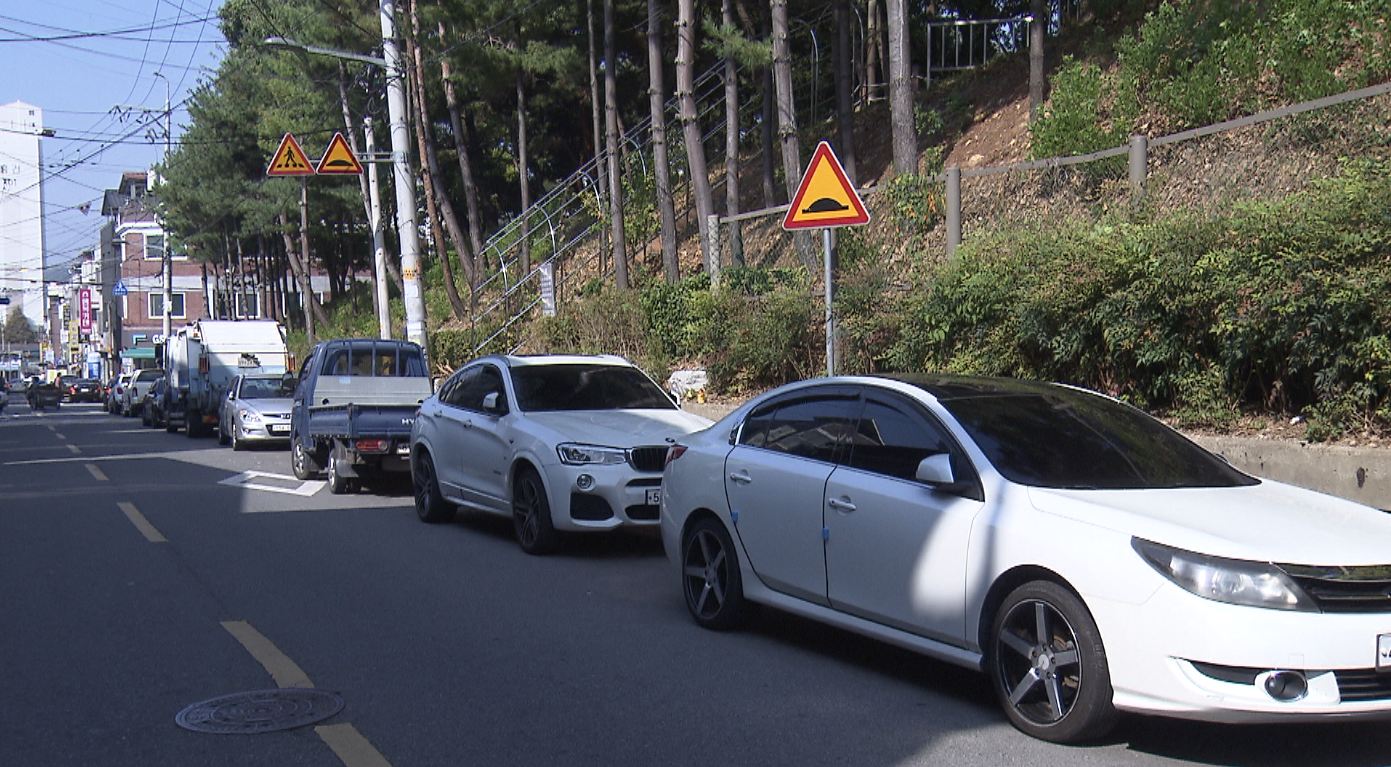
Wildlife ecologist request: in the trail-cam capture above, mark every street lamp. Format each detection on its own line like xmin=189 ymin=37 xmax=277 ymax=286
xmin=262 ymin=1 xmax=428 ymax=355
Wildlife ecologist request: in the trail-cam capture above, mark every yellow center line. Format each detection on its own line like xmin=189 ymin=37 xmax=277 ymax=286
xmin=315 ymin=724 xmax=394 ymax=767
xmin=220 ymin=620 xmax=315 ymax=689
xmin=116 ymin=501 xmax=167 ymax=543
xmin=85 ymin=463 xmax=108 ymax=481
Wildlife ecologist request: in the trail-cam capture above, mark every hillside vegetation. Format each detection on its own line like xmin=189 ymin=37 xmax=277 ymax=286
xmin=493 ymin=0 xmax=1391 ymax=441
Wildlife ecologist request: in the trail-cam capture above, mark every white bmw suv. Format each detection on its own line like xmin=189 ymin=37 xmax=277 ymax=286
xmin=410 ymin=354 xmax=711 ymax=554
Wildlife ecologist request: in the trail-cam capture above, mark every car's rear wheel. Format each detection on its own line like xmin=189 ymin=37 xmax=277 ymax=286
xmin=989 ymin=581 xmax=1118 ymax=744
xmin=681 ymin=517 xmax=750 ymax=630
xmin=327 ymin=445 xmax=355 ymax=494
xmin=512 ymin=468 xmax=558 ymax=555
xmin=412 ymin=451 xmax=454 ymax=523
xmin=141 ymin=407 xmax=151 ymax=427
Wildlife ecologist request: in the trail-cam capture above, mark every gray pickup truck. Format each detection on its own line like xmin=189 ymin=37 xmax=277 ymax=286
xmin=289 ymin=339 xmax=432 ymax=494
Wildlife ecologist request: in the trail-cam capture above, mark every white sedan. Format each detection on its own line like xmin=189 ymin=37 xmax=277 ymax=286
xmin=660 ymin=375 xmax=1391 ymax=742
xmin=411 ymin=355 xmax=711 ymax=554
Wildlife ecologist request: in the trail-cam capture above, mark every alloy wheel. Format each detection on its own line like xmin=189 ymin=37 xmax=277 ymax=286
xmin=995 ymin=599 xmax=1083 ymax=726
xmin=683 ymin=529 xmax=729 ymax=621
xmin=513 ymin=478 xmax=540 ymax=549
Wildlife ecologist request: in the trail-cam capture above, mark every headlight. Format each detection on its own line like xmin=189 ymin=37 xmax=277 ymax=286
xmin=556 ymin=443 xmax=627 ymax=466
xmin=240 ymin=410 xmax=263 ymax=424
xmin=1132 ymin=539 xmax=1315 ymax=611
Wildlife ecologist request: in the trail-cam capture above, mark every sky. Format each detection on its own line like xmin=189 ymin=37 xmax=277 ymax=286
xmin=0 ymin=1 xmax=227 ymax=282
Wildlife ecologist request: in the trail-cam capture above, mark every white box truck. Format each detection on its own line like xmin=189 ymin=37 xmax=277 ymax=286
xmin=166 ymin=320 xmax=290 ymax=437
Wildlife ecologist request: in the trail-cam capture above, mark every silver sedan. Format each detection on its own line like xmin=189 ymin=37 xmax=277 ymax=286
xmin=218 ymin=373 xmax=294 ymax=450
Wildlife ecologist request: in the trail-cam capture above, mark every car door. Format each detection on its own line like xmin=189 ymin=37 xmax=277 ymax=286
xmin=724 ymin=389 xmax=861 ymax=606
xmin=290 ymin=349 xmax=317 ymax=450
xmin=447 ymin=364 xmax=514 ymax=510
xmin=823 ymin=389 xmax=985 ymax=645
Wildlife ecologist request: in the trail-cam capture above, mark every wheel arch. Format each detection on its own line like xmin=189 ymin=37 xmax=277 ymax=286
xmin=975 ymin=565 xmax=1085 ymax=659
xmin=679 ymin=507 xmax=729 ymax=546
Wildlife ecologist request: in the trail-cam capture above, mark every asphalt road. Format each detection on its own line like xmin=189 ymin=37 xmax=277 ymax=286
xmin=3 ymin=399 xmax=1391 ymax=767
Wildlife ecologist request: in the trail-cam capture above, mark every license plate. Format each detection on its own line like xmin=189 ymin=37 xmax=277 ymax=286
xmin=1379 ymin=634 xmax=1391 ymax=671
xmin=268 ymin=425 xmax=288 ymax=434
xmin=645 ymin=487 xmax=662 ymax=506
xmin=396 ymin=444 xmax=411 ymax=456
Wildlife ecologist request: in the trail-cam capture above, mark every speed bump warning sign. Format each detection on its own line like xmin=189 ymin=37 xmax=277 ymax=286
xmin=781 ymin=141 xmax=869 ymax=230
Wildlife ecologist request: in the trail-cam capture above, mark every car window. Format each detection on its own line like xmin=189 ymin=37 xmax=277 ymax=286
xmin=742 ymin=395 xmax=860 ymax=463
xmin=940 ymin=389 xmax=1258 ymax=490
xmin=321 ymin=345 xmax=426 ymax=377
xmin=439 ymin=367 xmax=478 ymax=408
xmin=510 ymin=364 xmax=672 ymax=411
xmin=136 ymin=370 xmax=161 ymax=383
xmin=845 ymin=396 xmax=970 ymax=483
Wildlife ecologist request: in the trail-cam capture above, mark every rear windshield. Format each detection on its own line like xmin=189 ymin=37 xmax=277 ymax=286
xmin=320 ymin=345 xmax=426 ymax=377
xmin=511 ymin=364 xmax=674 ymax=412
xmin=939 ymin=389 xmax=1257 ymax=490
xmin=136 ymin=370 xmax=162 ymax=382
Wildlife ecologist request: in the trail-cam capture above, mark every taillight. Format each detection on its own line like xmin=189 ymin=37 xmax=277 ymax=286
xmin=355 ymin=438 xmax=389 ymax=454
xmin=664 ymin=444 xmax=688 ymax=467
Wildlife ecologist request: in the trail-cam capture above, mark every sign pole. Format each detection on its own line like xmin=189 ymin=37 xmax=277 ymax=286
xmin=823 ymin=228 xmax=835 ymax=376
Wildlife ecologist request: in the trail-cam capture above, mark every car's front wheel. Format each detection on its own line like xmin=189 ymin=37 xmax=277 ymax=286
xmin=512 ymin=468 xmax=558 ymax=555
xmin=412 ymin=451 xmax=454 ymax=523
xmin=681 ymin=517 xmax=750 ymax=630
xmin=988 ymin=580 xmax=1118 ymax=744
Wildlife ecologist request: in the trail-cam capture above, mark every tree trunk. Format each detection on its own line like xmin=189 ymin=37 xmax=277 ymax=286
xmin=515 ymin=67 xmax=532 ymax=275
xmin=771 ymin=0 xmax=813 ymax=265
xmin=866 ymin=0 xmax=882 ymax=104
xmin=886 ymin=0 xmax=917 ymax=175
xmin=404 ymin=6 xmax=468 ymax=321
xmin=647 ymin=0 xmax=679 ymax=282
xmin=280 ymin=210 xmax=324 ymax=337
xmin=603 ymin=0 xmax=629 ymax=289
xmin=586 ymin=0 xmax=608 ymax=272
xmin=439 ymin=22 xmax=485 ymax=262
xmin=760 ymin=64 xmax=777 ymax=207
xmin=722 ymin=0 xmax=743 ymax=267
xmin=834 ymin=0 xmax=857 ymax=184
xmin=677 ymin=0 xmax=716 ymax=275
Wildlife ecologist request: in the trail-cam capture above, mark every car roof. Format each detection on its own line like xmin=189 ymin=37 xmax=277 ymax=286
xmin=870 ymin=373 xmax=1078 ymax=401
xmin=492 ymin=354 xmax=634 ymax=368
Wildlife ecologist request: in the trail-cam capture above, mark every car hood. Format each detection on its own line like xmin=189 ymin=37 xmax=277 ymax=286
xmin=524 ymin=408 xmax=713 ymax=447
xmin=1027 ymin=481 xmax=1391 ymax=565
xmin=239 ymin=398 xmax=293 ymax=417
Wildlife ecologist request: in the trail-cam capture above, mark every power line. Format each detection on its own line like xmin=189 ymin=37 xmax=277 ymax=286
xmin=0 ymin=12 xmax=219 ymax=42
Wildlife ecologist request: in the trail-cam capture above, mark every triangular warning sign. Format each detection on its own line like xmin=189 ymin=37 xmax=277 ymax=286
xmin=316 ymin=132 xmax=364 ymax=175
xmin=782 ymin=141 xmax=870 ymax=230
xmin=266 ymin=133 xmax=315 ymax=177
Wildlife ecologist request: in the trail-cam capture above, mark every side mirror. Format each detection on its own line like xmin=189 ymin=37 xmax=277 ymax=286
xmin=915 ymin=453 xmax=955 ymax=486
xmin=482 ymin=391 xmax=502 ymax=413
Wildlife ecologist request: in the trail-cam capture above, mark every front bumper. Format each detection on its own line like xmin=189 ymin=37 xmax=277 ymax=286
xmin=1093 ymin=582 xmax=1391 ymax=722
xmin=234 ymin=418 xmax=292 ymax=443
xmin=542 ymin=462 xmax=664 ymax=532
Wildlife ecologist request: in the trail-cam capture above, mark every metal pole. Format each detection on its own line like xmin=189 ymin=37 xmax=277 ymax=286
xmin=365 ymin=117 xmax=391 ymax=339
xmin=300 ymin=178 xmax=315 ymax=343
xmin=823 ymin=228 xmax=836 ymax=376
xmin=380 ymin=0 xmax=428 ymax=354
xmin=155 ymin=72 xmax=172 ymax=341
xmin=946 ymin=165 xmax=961 ymax=259
xmin=1129 ymin=134 xmax=1148 ymax=199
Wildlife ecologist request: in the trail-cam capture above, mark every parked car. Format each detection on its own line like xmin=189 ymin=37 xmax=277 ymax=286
xmin=142 ymin=378 xmax=169 ymax=429
xmin=290 ymin=339 xmax=431 ymax=493
xmin=0 ymin=377 xmax=9 ymax=414
xmin=410 ymin=354 xmax=711 ymax=554
xmin=104 ymin=375 xmax=127 ymax=413
xmin=661 ymin=374 xmax=1391 ymax=743
xmin=65 ymin=378 xmax=103 ymax=403
xmin=219 ymin=373 xmax=294 ymax=450
xmin=121 ymin=368 xmax=164 ymax=416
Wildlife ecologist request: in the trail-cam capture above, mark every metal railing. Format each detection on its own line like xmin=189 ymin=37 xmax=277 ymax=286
xmin=925 ymin=15 xmax=1032 ymax=77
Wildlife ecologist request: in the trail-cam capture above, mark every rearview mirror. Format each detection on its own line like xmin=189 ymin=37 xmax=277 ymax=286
xmin=915 ymin=453 xmax=955 ymax=486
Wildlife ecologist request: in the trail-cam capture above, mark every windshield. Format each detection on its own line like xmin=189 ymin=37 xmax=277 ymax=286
xmin=511 ymin=364 xmax=674 ymax=412
xmin=136 ymin=370 xmax=162 ymax=382
xmin=939 ymin=388 xmax=1257 ymax=490
xmin=240 ymin=377 xmax=290 ymax=399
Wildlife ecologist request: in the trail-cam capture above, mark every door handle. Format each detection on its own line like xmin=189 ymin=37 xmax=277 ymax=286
xmin=828 ymin=497 xmax=856 ymax=513
xmin=727 ymin=470 xmax=752 ymax=485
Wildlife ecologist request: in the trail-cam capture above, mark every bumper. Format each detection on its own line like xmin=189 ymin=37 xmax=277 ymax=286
xmin=542 ymin=462 xmax=664 ymax=532
xmin=1093 ymin=583 xmax=1391 ymax=722
xmin=234 ymin=420 xmax=292 ymax=443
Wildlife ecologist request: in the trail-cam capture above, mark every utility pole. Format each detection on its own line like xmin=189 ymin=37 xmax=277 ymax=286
xmin=155 ymin=71 xmax=172 ymax=342
xmin=365 ymin=117 xmax=390 ymax=339
xmin=379 ymin=0 xmax=428 ymax=353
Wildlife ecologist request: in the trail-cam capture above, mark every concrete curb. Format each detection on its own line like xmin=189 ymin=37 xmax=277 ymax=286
xmin=683 ymin=402 xmax=1391 ymax=509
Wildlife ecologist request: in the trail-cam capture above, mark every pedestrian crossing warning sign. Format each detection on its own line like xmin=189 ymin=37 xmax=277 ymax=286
xmin=266 ymin=133 xmax=315 ymax=177
xmin=782 ymin=141 xmax=870 ymax=230
xmin=316 ymin=132 xmax=364 ymax=175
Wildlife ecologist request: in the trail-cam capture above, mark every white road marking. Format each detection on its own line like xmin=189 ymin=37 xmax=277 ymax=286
xmin=66 ymin=444 xmax=80 ymax=455
xmin=218 ymin=470 xmax=324 ymax=499
xmin=85 ymin=463 xmax=108 ymax=481
xmin=116 ymin=501 xmax=167 ymax=543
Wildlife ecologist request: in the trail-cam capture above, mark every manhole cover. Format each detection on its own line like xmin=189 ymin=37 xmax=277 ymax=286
xmin=175 ymin=689 xmax=344 ymax=734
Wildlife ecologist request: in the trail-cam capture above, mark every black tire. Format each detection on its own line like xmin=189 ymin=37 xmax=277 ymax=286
xmin=326 ymin=444 xmax=353 ymax=495
xmin=412 ymin=451 xmax=454 ymax=523
xmin=512 ymin=468 xmax=559 ymax=555
xmin=141 ymin=407 xmax=151 ymax=427
xmin=165 ymin=414 xmax=177 ymax=433
xmin=291 ymin=437 xmax=322 ymax=480
xmin=230 ymin=427 xmax=243 ymax=451
xmin=681 ymin=516 xmax=751 ymax=630
xmin=987 ymin=581 xmax=1118 ymax=744
xmin=185 ymin=410 xmax=202 ymax=438
xmin=218 ymin=422 xmax=230 ymax=446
